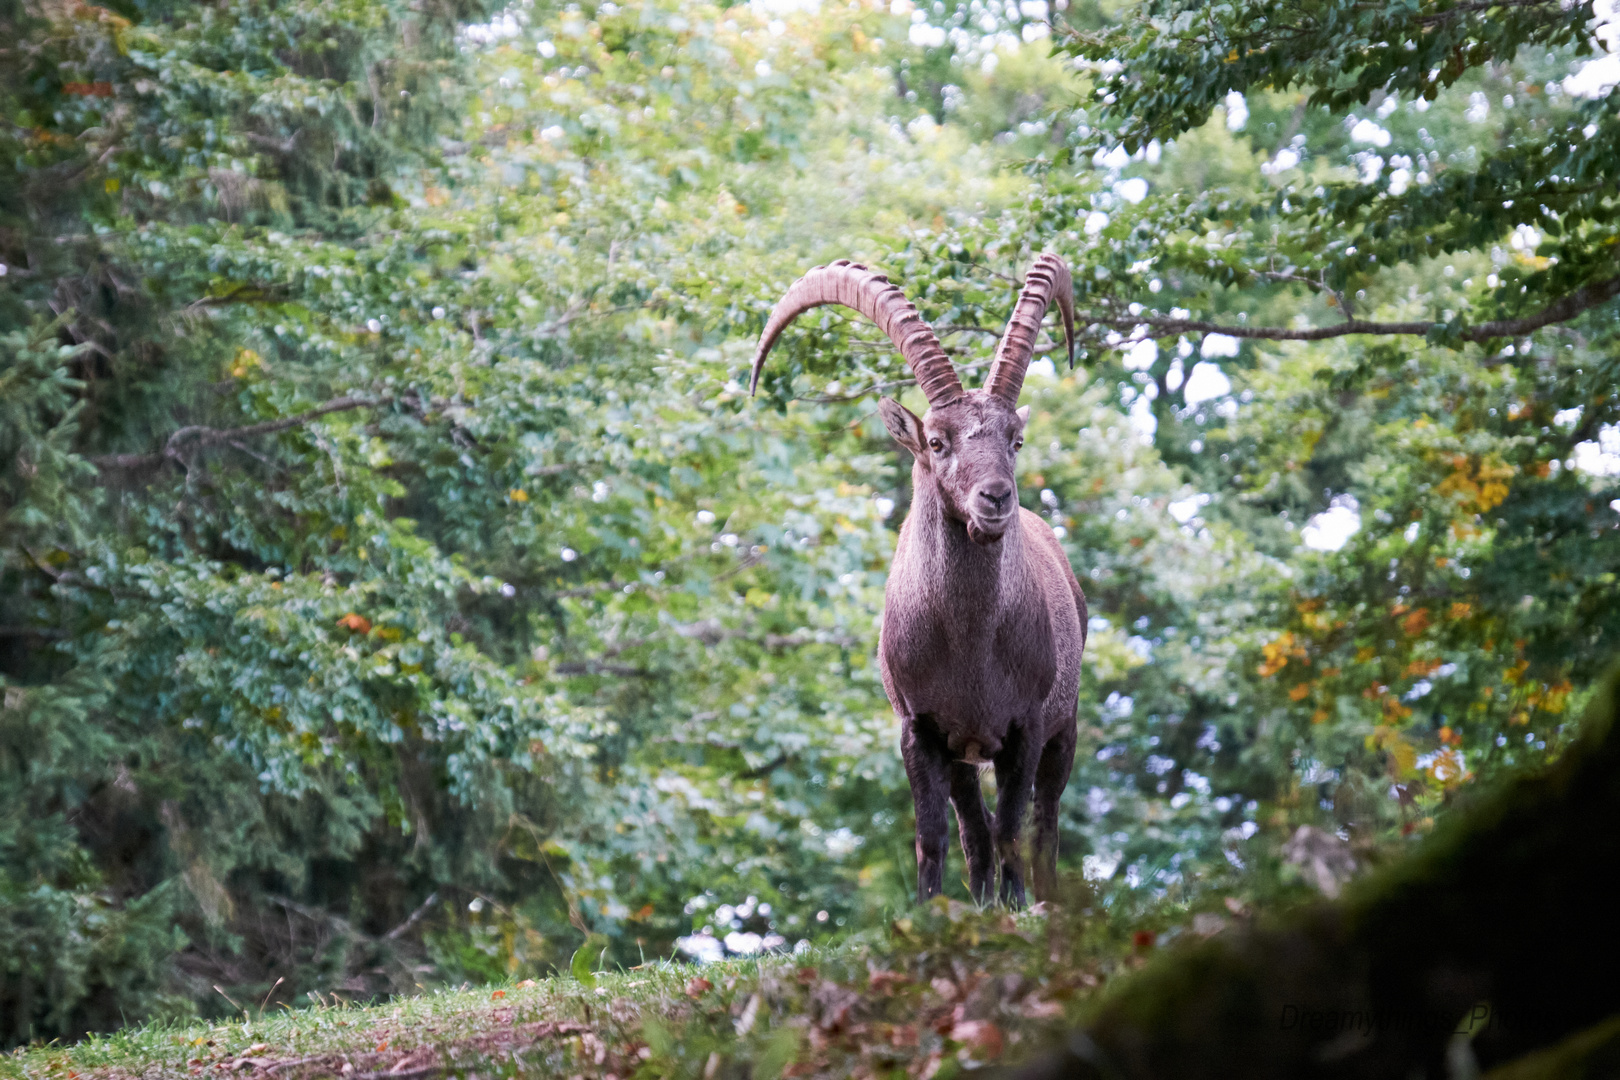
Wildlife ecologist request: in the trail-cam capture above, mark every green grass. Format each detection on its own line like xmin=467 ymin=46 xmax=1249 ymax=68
xmin=2 ymin=898 xmax=1179 ymax=1080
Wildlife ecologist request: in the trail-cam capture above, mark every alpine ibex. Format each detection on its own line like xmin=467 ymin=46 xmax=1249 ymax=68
xmin=750 ymin=255 xmax=1087 ymax=907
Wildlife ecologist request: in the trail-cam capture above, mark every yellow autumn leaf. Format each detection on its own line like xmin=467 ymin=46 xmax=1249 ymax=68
xmin=230 ymin=348 xmax=263 ymax=378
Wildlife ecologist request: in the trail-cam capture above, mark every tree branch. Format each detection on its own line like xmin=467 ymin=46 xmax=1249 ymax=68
xmin=551 ymin=622 xmax=858 ymax=677
xmin=91 ymin=394 xmax=386 ymax=471
xmin=383 ymin=891 xmax=439 ymax=941
xmin=738 ymin=754 xmax=791 ymax=780
xmin=797 ymin=358 xmax=1008 ymax=403
xmin=184 ymin=283 xmax=288 ymax=312
xmin=551 ymin=660 xmax=655 ymax=677
xmin=1088 ymin=273 xmax=1620 ymax=346
xmin=244 ymin=130 xmax=302 ymax=155
xmin=1257 ymin=268 xmax=1352 ymax=318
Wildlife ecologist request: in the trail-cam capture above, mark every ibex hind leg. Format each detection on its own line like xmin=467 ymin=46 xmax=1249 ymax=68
xmin=949 ymin=761 xmax=995 ymax=904
xmin=1031 ymin=725 xmax=1077 ymax=904
xmin=992 ymin=726 xmax=1039 ymax=909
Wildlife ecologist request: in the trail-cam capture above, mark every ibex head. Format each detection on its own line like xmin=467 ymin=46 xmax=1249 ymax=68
xmin=749 ymin=255 xmax=1075 ymax=547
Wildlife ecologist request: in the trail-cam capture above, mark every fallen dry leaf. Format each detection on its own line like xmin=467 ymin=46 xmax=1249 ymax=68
xmin=685 ymin=977 xmax=712 ymax=999
xmin=1020 ymin=997 xmax=1064 ymax=1019
xmin=949 ymin=1019 xmax=1004 ymax=1059
xmin=867 ymin=969 xmax=911 ymax=993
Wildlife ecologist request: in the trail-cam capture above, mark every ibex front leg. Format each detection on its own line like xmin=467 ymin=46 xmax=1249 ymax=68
xmin=901 ymin=715 xmax=953 ymax=902
xmin=992 ymin=726 xmax=1039 ymax=908
xmin=949 ymin=762 xmax=995 ymax=904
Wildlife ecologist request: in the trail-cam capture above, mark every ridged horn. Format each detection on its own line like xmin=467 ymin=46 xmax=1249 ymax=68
xmin=748 ymin=261 xmax=963 ymax=406
xmin=983 ymin=253 xmax=1075 ymax=403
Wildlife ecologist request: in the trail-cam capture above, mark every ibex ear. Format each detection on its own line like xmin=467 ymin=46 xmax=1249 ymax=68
xmin=877 ymin=397 xmax=926 ymax=456
xmin=1016 ymin=405 xmax=1031 ymax=429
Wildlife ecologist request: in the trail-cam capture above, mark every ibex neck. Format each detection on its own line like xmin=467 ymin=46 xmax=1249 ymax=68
xmin=907 ymin=473 xmax=1023 ymax=594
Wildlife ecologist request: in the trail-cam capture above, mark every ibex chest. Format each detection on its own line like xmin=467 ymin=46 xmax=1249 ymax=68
xmin=878 ymin=576 xmax=1056 ymax=732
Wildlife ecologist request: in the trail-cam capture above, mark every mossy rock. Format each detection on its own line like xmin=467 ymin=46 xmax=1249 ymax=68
xmin=1482 ymin=1015 xmax=1620 ymax=1080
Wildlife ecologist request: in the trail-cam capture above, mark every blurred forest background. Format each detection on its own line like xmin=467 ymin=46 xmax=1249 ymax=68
xmin=3 ymin=0 xmax=1618 ymax=1047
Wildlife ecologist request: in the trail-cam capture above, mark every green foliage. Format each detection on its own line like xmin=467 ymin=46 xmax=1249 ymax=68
xmin=3 ymin=0 xmax=1618 ymax=1050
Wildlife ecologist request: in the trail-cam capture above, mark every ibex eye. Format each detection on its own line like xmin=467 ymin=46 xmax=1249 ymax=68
xmin=928 ymin=438 xmax=944 ymax=452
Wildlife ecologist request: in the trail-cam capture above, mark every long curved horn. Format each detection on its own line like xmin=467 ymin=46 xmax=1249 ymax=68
xmin=748 ymin=261 xmax=963 ymax=406
xmin=983 ymin=253 xmax=1075 ymax=404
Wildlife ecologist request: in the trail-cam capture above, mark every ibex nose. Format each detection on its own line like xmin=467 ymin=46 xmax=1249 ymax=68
xmin=977 ymin=485 xmax=1012 ymax=513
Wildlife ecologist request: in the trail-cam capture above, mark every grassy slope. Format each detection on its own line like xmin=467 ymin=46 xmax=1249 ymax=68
xmin=20 ymin=676 xmax=1616 ymax=1080
xmin=2 ymin=901 xmax=1158 ymax=1080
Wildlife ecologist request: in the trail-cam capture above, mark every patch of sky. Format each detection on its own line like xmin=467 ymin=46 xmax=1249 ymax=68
xmin=1114 ymin=177 xmax=1149 ymax=204
xmin=1182 ymin=361 xmax=1232 ymax=405
xmin=1086 ymin=786 xmax=1113 ymax=817
xmin=1302 ymin=493 xmax=1361 ymax=551
xmin=1093 ymin=144 xmax=1131 ymax=171
xmin=1129 ymin=395 xmax=1157 ymax=442
xmin=909 ymin=21 xmax=947 ymax=46
xmin=1349 ymin=117 xmax=1392 ymax=146
xmin=1122 ymin=337 xmax=1157 ymax=371
xmin=1573 ymin=424 xmax=1620 ymax=475
xmin=1101 ymin=691 xmax=1133 ymax=720
xmin=1564 ymin=0 xmax=1620 ymax=98
xmin=462 ymin=10 xmax=524 ymax=44
xmin=1083 ymin=850 xmax=1122 ymax=881
xmin=1168 ymin=492 xmax=1211 ymax=523
xmin=1387 ymin=153 xmax=1413 ymax=194
xmin=1223 ymin=91 xmax=1248 ymax=130
xmin=1261 ymin=135 xmax=1307 ymax=176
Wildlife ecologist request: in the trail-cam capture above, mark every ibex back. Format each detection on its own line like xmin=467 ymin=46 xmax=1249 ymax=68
xmin=750 ymin=255 xmax=1087 ymax=907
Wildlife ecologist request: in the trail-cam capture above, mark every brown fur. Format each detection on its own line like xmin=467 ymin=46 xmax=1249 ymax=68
xmin=876 ymin=390 xmax=1087 ymax=906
